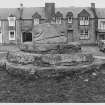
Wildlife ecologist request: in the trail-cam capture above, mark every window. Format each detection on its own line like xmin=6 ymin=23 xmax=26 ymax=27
xmin=68 ymin=17 xmax=72 ymax=23
xmin=56 ymin=17 xmax=61 ymax=24
xmin=34 ymin=18 xmax=39 ymax=25
xmin=79 ymin=17 xmax=89 ymax=25
xmin=80 ymin=29 xmax=89 ymax=39
xmin=100 ymin=21 xmax=105 ymax=30
xmin=8 ymin=17 xmax=16 ymax=26
xmin=9 ymin=30 xmax=15 ymax=40
xmin=22 ymin=32 xmax=32 ymax=42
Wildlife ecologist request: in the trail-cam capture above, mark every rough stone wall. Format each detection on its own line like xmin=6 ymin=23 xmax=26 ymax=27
xmin=1 ymin=18 xmax=95 ymax=45
xmin=73 ymin=18 xmax=79 ymax=42
xmin=16 ymin=20 xmax=21 ymax=44
xmin=2 ymin=20 xmax=21 ymax=45
xmin=2 ymin=20 xmax=9 ymax=44
xmin=22 ymin=19 xmax=32 ymax=29
xmin=72 ymin=18 xmax=96 ymax=45
xmin=7 ymin=51 xmax=94 ymax=66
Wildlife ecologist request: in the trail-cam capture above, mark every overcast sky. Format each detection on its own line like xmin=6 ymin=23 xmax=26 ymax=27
xmin=0 ymin=0 xmax=105 ymax=8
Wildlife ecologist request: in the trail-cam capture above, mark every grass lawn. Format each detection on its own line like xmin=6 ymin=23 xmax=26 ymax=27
xmin=0 ymin=68 xmax=105 ymax=102
xmin=0 ymin=45 xmax=104 ymax=102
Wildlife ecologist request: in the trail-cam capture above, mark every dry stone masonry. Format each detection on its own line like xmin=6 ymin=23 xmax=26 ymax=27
xmin=0 ymin=23 xmax=104 ymax=79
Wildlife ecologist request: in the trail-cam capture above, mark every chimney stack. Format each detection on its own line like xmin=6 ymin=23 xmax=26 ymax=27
xmin=19 ymin=3 xmax=23 ymax=19
xmin=20 ymin=3 xmax=23 ymax=10
xmin=45 ymin=2 xmax=55 ymax=22
xmin=91 ymin=3 xmax=95 ymax=9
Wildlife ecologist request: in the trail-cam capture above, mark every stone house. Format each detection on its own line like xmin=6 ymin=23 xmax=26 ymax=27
xmin=96 ymin=8 xmax=105 ymax=41
xmin=0 ymin=2 xmax=101 ymax=45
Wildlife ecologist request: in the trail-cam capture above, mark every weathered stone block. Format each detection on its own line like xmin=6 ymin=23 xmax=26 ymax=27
xmin=7 ymin=51 xmax=94 ymax=67
xmin=7 ymin=52 xmax=35 ymax=65
xmin=5 ymin=59 xmax=104 ymax=79
xmin=0 ymin=52 xmax=8 ymax=59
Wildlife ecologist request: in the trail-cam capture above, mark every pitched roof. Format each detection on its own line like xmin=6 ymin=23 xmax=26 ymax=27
xmin=9 ymin=14 xmax=15 ymax=17
xmin=0 ymin=6 xmax=95 ymax=19
xmin=78 ymin=9 xmax=90 ymax=17
xmin=55 ymin=7 xmax=94 ymax=18
xmin=66 ymin=12 xmax=73 ymax=17
xmin=0 ymin=8 xmax=19 ymax=19
xmin=22 ymin=6 xmax=95 ymax=19
xmin=32 ymin=12 xmax=41 ymax=19
xmin=0 ymin=6 xmax=105 ymax=20
xmin=55 ymin=11 xmax=63 ymax=18
xmin=22 ymin=7 xmax=45 ymax=19
xmin=0 ymin=7 xmax=45 ymax=19
xmin=96 ymin=8 xmax=105 ymax=18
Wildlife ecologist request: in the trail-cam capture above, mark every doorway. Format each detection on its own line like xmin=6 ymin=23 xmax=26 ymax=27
xmin=67 ymin=30 xmax=73 ymax=43
xmin=22 ymin=32 xmax=32 ymax=42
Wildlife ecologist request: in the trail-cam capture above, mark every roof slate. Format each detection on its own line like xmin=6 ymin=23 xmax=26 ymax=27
xmin=0 ymin=8 xmax=19 ymax=19
xmin=0 ymin=6 xmax=104 ymax=19
xmin=22 ymin=7 xmax=45 ymax=19
xmin=55 ymin=7 xmax=94 ymax=18
xmin=96 ymin=8 xmax=105 ymax=18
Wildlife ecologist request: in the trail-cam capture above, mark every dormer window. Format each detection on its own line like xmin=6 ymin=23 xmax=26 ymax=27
xmin=68 ymin=17 xmax=72 ymax=23
xmin=79 ymin=16 xmax=89 ymax=25
xmin=78 ymin=9 xmax=90 ymax=26
xmin=34 ymin=18 xmax=39 ymax=25
xmin=8 ymin=15 xmax=16 ymax=26
xmin=32 ymin=12 xmax=41 ymax=26
xmin=55 ymin=11 xmax=63 ymax=24
xmin=9 ymin=30 xmax=15 ymax=40
xmin=66 ymin=12 xmax=73 ymax=23
xmin=56 ymin=17 xmax=61 ymax=24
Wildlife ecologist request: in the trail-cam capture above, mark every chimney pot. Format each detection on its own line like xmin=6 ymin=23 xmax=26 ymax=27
xmin=20 ymin=3 xmax=23 ymax=8
xmin=91 ymin=3 xmax=95 ymax=9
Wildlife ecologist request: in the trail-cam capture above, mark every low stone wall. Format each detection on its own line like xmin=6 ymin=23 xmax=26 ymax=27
xmin=0 ymin=51 xmax=97 ymax=79
xmin=7 ymin=51 xmax=94 ymax=66
xmin=5 ymin=59 xmax=104 ymax=79
xmin=0 ymin=51 xmax=95 ymax=79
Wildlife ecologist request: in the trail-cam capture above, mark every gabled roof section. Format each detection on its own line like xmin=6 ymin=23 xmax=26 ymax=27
xmin=78 ymin=9 xmax=90 ymax=17
xmin=55 ymin=11 xmax=63 ymax=18
xmin=9 ymin=14 xmax=15 ymax=17
xmin=55 ymin=7 xmax=94 ymax=18
xmin=0 ymin=6 xmax=95 ymax=19
xmin=22 ymin=7 xmax=45 ymax=19
xmin=32 ymin=12 xmax=41 ymax=19
xmin=66 ymin=12 xmax=73 ymax=17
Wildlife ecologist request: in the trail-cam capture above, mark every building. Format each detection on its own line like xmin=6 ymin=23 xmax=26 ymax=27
xmin=0 ymin=2 xmax=103 ymax=45
xmin=96 ymin=8 xmax=105 ymax=41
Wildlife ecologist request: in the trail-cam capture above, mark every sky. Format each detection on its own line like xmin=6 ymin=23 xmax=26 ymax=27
xmin=0 ymin=0 xmax=105 ymax=8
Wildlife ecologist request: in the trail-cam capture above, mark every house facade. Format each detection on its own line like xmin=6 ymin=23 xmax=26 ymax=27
xmin=96 ymin=8 xmax=105 ymax=41
xmin=0 ymin=2 xmax=102 ymax=45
